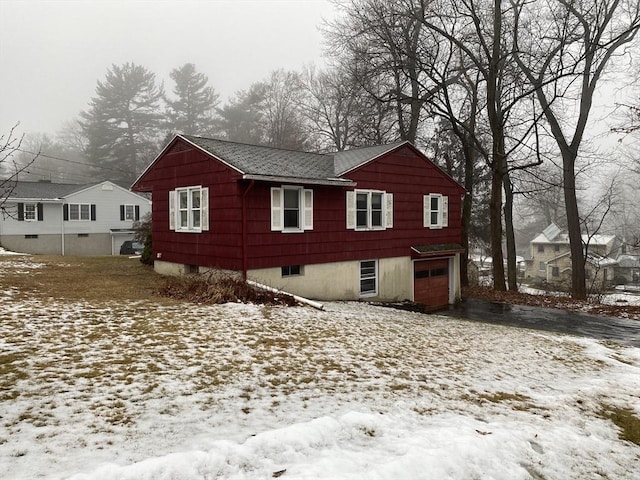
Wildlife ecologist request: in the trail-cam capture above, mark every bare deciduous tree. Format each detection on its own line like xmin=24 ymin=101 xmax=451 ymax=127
xmin=1 ymin=125 xmax=39 ymax=218
xmin=511 ymin=0 xmax=640 ymax=298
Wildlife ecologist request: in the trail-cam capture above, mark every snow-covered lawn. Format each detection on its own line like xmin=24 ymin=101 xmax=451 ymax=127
xmin=1 ymin=259 xmax=639 ymax=479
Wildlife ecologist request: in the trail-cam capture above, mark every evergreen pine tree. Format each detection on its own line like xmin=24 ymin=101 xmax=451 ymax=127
xmin=166 ymin=63 xmax=219 ymax=135
xmin=80 ymin=62 xmax=163 ymax=184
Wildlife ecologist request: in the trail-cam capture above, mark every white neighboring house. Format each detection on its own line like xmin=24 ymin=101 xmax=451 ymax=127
xmin=0 ymin=180 xmax=151 ymax=255
xmin=524 ymin=223 xmax=620 ymax=286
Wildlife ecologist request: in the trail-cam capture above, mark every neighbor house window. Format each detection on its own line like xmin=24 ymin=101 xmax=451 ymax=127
xmin=18 ymin=202 xmax=43 ymax=222
xmin=423 ymin=194 xmax=448 ymax=229
xmin=120 ymin=204 xmax=140 ymax=221
xmin=552 ymin=266 xmax=560 ymax=277
xmin=169 ymin=186 xmax=209 ymax=233
xmin=271 ymin=186 xmax=313 ymax=232
xmin=554 ymin=245 xmax=560 ymax=252
xmin=360 ymin=260 xmax=378 ymax=296
xmin=539 ymin=262 xmax=545 ymax=271
xmin=281 ymin=265 xmax=302 ymax=277
xmin=64 ymin=203 xmax=95 ymax=221
xmin=24 ymin=203 xmax=36 ymax=221
xmin=538 ymin=245 xmax=545 ymax=253
xmin=346 ymin=190 xmax=393 ymax=230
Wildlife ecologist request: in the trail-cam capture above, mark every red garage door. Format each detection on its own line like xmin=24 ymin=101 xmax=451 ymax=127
xmin=414 ymin=259 xmax=450 ymax=310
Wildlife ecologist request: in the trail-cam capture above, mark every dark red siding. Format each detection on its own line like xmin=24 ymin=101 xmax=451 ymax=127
xmin=243 ymin=146 xmax=463 ymax=269
xmin=133 ymin=140 xmax=465 ymax=272
xmin=134 ymin=140 xmax=245 ymax=270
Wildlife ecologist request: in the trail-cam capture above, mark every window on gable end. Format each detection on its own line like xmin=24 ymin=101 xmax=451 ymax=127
xmin=169 ymin=186 xmax=209 ymax=233
xmin=65 ymin=203 xmax=95 ymax=221
xmin=423 ymin=194 xmax=449 ymax=229
xmin=347 ymin=190 xmax=392 ymax=231
xmin=120 ymin=204 xmax=140 ymax=221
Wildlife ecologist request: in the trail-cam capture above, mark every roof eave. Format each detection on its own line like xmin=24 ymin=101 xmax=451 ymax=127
xmin=242 ymin=174 xmax=356 ymax=187
xmin=6 ymin=197 xmax=64 ymax=203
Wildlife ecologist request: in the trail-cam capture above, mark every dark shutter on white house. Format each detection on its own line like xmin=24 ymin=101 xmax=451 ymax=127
xmin=17 ymin=203 xmax=24 ymax=221
xmin=63 ymin=204 xmax=69 ymax=221
xmin=90 ymin=204 xmax=96 ymax=221
xmin=37 ymin=203 xmax=43 ymax=221
xmin=135 ymin=205 xmax=140 ymax=221
xmin=120 ymin=205 xmax=125 ymax=221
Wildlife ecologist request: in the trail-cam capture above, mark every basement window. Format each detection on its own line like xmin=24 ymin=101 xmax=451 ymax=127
xmin=281 ymin=265 xmax=302 ymax=277
xmin=24 ymin=234 xmax=38 ymax=239
xmin=360 ymin=260 xmax=378 ymax=296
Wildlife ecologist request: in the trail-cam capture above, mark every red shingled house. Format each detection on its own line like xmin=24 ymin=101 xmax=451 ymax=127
xmin=132 ymin=135 xmax=465 ymax=309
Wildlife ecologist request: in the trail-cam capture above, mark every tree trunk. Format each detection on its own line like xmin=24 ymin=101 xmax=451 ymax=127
xmin=460 ymin=140 xmax=475 ymax=287
xmin=489 ymin=150 xmax=506 ymax=291
xmin=502 ymin=170 xmax=518 ymax=291
xmin=563 ymin=156 xmax=587 ymax=299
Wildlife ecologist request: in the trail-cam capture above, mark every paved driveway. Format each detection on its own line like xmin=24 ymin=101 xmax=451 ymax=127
xmin=440 ymin=298 xmax=640 ymax=347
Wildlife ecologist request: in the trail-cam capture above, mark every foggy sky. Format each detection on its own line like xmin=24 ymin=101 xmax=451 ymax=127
xmin=0 ymin=0 xmax=335 ymax=138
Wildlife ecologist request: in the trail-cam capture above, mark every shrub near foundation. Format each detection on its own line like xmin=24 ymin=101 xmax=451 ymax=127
xmin=157 ymin=271 xmax=297 ymax=306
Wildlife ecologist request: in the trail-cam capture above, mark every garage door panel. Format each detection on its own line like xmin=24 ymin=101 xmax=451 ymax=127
xmin=414 ymin=259 xmax=450 ymax=310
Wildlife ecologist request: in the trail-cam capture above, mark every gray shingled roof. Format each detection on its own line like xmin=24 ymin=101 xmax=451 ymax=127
xmin=333 ymin=141 xmax=406 ymax=175
xmin=183 ymin=135 xmax=337 ymax=180
xmin=6 ymin=181 xmax=93 ymax=200
xmin=181 ymin=135 xmax=408 ymax=181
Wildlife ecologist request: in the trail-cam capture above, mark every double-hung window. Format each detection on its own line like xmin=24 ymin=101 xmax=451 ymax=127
xmin=360 ymin=260 xmax=378 ymax=296
xmin=346 ymin=190 xmax=393 ymax=230
xmin=18 ymin=202 xmax=43 ymax=221
xmin=24 ymin=203 xmax=37 ymax=221
xmin=271 ymin=186 xmax=313 ymax=232
xmin=120 ymin=204 xmax=140 ymax=221
xmin=64 ymin=203 xmax=96 ymax=222
xmin=169 ymin=186 xmax=209 ymax=232
xmin=423 ymin=194 xmax=448 ymax=229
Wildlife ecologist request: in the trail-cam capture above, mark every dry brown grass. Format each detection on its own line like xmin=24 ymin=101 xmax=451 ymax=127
xmin=0 ymin=255 xmax=166 ymax=304
xmin=0 ymin=255 xmax=295 ymax=307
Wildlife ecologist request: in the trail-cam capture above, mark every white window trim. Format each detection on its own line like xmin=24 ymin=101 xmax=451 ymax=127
xmin=346 ymin=190 xmax=393 ymax=231
xmin=69 ymin=203 xmax=91 ymax=221
xmin=359 ymin=259 xmax=378 ymax=297
xmin=123 ymin=204 xmax=136 ymax=221
xmin=424 ymin=194 xmax=449 ymax=229
xmin=169 ymin=186 xmax=209 ymax=233
xmin=24 ymin=202 xmax=37 ymax=222
xmin=271 ymin=186 xmax=313 ymax=233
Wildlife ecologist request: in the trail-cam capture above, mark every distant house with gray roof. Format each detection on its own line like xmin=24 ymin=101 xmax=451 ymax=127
xmin=524 ymin=223 xmax=623 ymax=287
xmin=132 ymin=135 xmax=466 ymax=309
xmin=0 ymin=180 xmax=151 ymax=255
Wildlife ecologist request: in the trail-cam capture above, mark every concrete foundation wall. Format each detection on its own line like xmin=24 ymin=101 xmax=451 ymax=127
xmin=248 ymin=256 xmax=412 ymax=301
xmin=1 ymin=233 xmax=113 ymax=256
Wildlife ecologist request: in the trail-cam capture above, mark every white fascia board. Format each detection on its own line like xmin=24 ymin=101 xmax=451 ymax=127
xmin=6 ymin=197 xmax=64 ymax=203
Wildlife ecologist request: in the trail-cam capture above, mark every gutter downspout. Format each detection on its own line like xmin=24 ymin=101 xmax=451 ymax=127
xmin=241 ymin=180 xmax=255 ymax=281
xmin=60 ymin=201 xmax=65 ymax=256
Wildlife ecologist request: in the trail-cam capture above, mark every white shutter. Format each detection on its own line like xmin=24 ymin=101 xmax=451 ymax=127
xmin=346 ymin=191 xmax=356 ymax=229
xmin=303 ymin=189 xmax=313 ymax=230
xmin=169 ymin=190 xmax=176 ymax=231
xmin=384 ymin=192 xmax=393 ymax=229
xmin=423 ymin=194 xmax=430 ymax=228
xmin=441 ymin=195 xmax=449 ymax=227
xmin=201 ymin=187 xmax=209 ymax=231
xmin=271 ymin=187 xmax=282 ymax=231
